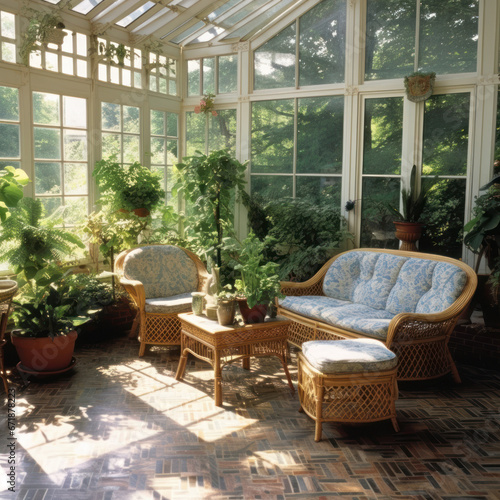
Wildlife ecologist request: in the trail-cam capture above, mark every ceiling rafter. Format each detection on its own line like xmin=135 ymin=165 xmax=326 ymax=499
xmin=93 ymin=0 xmax=148 ymax=24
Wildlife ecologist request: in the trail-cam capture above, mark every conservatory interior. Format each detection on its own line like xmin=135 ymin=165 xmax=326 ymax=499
xmin=0 ymin=0 xmax=499 ymax=498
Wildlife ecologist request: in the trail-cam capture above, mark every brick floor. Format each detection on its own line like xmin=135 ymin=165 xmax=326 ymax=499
xmin=2 ymin=334 xmax=500 ymax=500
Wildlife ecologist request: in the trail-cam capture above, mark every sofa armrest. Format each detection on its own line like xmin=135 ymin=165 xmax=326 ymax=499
xmin=119 ymin=278 xmax=146 ymax=311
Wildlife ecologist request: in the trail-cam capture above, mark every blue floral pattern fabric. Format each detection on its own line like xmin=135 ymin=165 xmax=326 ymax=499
xmin=123 ymin=246 xmax=199 ymax=299
xmin=281 ymin=251 xmax=467 ymax=339
xmin=416 ymin=262 xmax=467 ymax=314
xmin=145 ymin=293 xmax=193 ymax=314
xmin=302 ymin=339 xmax=398 ymax=374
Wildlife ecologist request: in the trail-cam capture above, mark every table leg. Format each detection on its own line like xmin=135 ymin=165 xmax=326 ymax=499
xmin=175 ymin=332 xmax=188 ymax=381
xmin=242 ymin=357 xmax=250 ymax=370
xmin=214 ymin=353 xmax=223 ymax=406
xmin=280 ymin=356 xmax=295 ymax=394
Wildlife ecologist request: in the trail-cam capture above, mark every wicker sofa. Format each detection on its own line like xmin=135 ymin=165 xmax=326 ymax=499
xmin=277 ymin=248 xmax=477 ymax=382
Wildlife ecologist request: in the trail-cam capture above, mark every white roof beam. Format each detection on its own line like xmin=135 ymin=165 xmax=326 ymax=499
xmin=93 ymin=0 xmax=147 ymax=24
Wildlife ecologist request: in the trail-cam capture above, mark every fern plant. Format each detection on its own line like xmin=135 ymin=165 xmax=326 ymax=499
xmin=0 ymin=197 xmax=84 ymax=287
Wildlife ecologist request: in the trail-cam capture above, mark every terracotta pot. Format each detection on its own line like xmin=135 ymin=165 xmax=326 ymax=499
xmin=393 ymin=221 xmax=424 ymax=252
xmin=117 ymin=208 xmax=150 ymax=217
xmin=11 ymin=330 xmax=77 ymax=372
xmin=477 ymin=277 xmax=500 ymax=328
xmin=217 ymin=300 xmax=235 ymax=326
xmin=237 ymin=299 xmax=268 ymax=324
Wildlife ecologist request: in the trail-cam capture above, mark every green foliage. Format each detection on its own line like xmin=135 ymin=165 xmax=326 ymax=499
xmin=0 ymin=166 xmax=30 ymax=222
xmin=147 ymin=205 xmax=184 ymax=246
xmin=63 ymin=273 xmax=114 ymax=314
xmin=0 ymin=197 xmax=84 ymax=287
xmin=98 ymin=42 xmax=130 ymax=66
xmin=93 ymin=155 xmax=165 ymax=213
xmin=244 ymin=195 xmax=350 ymax=281
xmin=387 ymin=165 xmax=432 ymax=223
xmin=20 ymin=8 xmax=65 ymax=65
xmin=173 ymin=149 xmax=247 ymax=267
xmin=464 ymin=184 xmax=500 ymax=276
xmin=233 ymin=232 xmax=283 ymax=309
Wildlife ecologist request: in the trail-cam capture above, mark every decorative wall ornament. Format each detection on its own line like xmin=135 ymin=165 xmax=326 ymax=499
xmin=232 ymin=41 xmax=249 ymax=52
xmin=344 ymin=85 xmax=359 ymax=96
xmin=404 ymin=71 xmax=436 ymax=102
xmin=194 ymin=93 xmax=217 ymax=116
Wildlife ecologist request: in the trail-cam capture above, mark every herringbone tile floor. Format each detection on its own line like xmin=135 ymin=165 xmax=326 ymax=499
xmin=2 ymin=335 xmax=500 ymax=500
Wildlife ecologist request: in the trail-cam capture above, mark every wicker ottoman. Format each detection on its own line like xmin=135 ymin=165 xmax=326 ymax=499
xmin=298 ymin=339 xmax=399 ymax=441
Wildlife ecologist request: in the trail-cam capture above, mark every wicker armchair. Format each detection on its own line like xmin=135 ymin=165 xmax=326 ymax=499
xmin=115 ymin=245 xmax=210 ymax=356
xmin=277 ymin=248 xmax=477 ymax=383
xmin=0 ymin=280 xmax=18 ymax=394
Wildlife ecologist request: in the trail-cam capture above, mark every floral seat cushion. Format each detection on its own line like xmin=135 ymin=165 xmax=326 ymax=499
xmin=302 ymin=339 xmax=398 ymax=374
xmin=122 ymin=246 xmax=199 ymax=299
xmin=145 ymin=293 xmax=193 ymax=314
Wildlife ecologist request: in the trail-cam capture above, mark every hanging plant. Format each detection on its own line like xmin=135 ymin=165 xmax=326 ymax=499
xmin=20 ymin=9 xmax=67 ymax=65
xmin=404 ymin=71 xmax=436 ymax=102
xmin=98 ymin=42 xmax=130 ymax=66
xmin=194 ymin=93 xmax=217 ymax=116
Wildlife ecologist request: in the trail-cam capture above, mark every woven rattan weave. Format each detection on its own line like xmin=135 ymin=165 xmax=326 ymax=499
xmin=115 ymin=245 xmax=210 ymax=357
xmin=0 ymin=280 xmax=18 ymax=394
xmin=298 ymin=352 xmax=399 ymax=441
xmin=175 ymin=313 xmax=294 ymax=406
xmin=278 ymin=248 xmax=477 ymax=383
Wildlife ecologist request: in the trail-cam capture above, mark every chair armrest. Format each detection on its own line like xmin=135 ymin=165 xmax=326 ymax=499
xmin=119 ymin=278 xmax=146 ymax=310
xmin=386 ymin=310 xmax=459 ymax=347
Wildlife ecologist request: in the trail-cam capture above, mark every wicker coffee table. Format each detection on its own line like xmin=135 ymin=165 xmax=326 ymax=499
xmin=175 ymin=313 xmax=294 ymax=406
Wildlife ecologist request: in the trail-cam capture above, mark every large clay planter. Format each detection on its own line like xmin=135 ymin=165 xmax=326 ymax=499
xmin=11 ymin=330 xmax=77 ymax=372
xmin=477 ymin=277 xmax=500 ymax=328
xmin=393 ymin=221 xmax=424 ymax=252
xmin=217 ymin=300 xmax=235 ymax=326
xmin=237 ymin=299 xmax=268 ymax=324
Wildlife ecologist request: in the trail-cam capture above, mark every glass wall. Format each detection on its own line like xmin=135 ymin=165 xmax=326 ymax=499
xmin=187 ymin=55 xmax=237 ymax=96
xmin=0 ymin=86 xmax=20 ymax=170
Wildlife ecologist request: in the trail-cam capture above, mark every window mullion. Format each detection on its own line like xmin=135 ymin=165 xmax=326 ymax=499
xmin=293 ymin=98 xmax=298 ymax=198
xmin=414 ymin=0 xmax=420 ymax=72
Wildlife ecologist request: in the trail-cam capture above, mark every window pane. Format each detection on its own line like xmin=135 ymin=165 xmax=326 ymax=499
xmin=64 ymin=196 xmax=87 ymax=225
xmin=296 ymin=176 xmax=341 ymax=206
xmin=0 ymin=160 xmax=19 ymax=169
xmin=0 ymin=123 xmax=19 ymax=157
xmin=102 ymin=133 xmax=121 ymax=158
xmin=299 ymin=0 xmax=346 ymax=86
xmin=151 ymin=110 xmax=165 ymax=135
xmin=360 ymin=177 xmax=400 ymax=248
xmin=167 ymin=113 xmax=178 ymax=136
xmin=34 ymin=128 xmax=61 ymax=159
xmin=251 ymin=175 xmax=293 ymax=201
xmin=35 ymin=162 xmax=61 ymax=195
xmin=365 ymin=0 xmax=415 ymax=80
xmin=101 ymin=102 xmax=120 ymax=131
xmin=363 ymin=98 xmax=403 ymax=175
xmin=2 ymin=42 xmax=16 ymax=63
xmin=167 ymin=140 xmax=177 ymax=164
xmin=218 ymin=55 xmax=237 ymax=94
xmin=151 ymin=137 xmax=165 ymax=164
xmin=297 ymin=96 xmax=343 ymax=174
xmin=40 ymin=197 xmax=62 ymax=217
xmin=123 ymin=135 xmax=140 ymax=163
xmin=64 ymin=129 xmax=87 ymax=161
xmin=64 ymin=163 xmax=88 ymax=195
xmin=188 ymin=59 xmax=200 ymax=96
xmin=185 ymin=112 xmax=205 ymax=156
xmin=252 ymin=100 xmax=294 ymax=174
xmin=0 ymin=86 xmax=19 ymax=120
xmin=209 ymin=109 xmax=236 ymax=154
xmin=254 ymin=24 xmax=296 ymax=90
xmin=1 ymin=11 xmax=15 ymax=38
xmin=202 ymin=57 xmax=215 ymax=94
xmin=123 ymin=106 xmax=139 ymax=133
xmin=63 ymin=96 xmax=86 ymax=128
xmin=423 ymin=93 xmax=470 ymax=176
xmin=33 ymin=92 xmax=60 ymax=125
xmin=420 ymin=179 xmax=466 ymax=259
xmin=419 ymin=0 xmax=478 ymax=74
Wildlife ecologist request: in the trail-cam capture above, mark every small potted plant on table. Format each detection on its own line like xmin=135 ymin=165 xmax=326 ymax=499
xmin=216 ymin=284 xmax=237 ymax=326
xmin=234 ymin=232 xmax=283 ymax=324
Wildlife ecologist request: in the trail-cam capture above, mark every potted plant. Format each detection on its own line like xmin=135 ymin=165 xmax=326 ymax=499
xmin=464 ymin=180 xmax=500 ymax=327
xmin=0 ymin=165 xmax=30 ymax=222
xmin=93 ymin=155 xmax=165 ymax=216
xmin=216 ymin=284 xmax=237 ymax=326
xmin=11 ymin=282 xmax=93 ymax=374
xmin=98 ymin=42 xmax=130 ymax=66
xmin=387 ymin=165 xmax=433 ymax=251
xmin=20 ymin=9 xmax=67 ymax=65
xmin=234 ymin=232 xmax=283 ymax=324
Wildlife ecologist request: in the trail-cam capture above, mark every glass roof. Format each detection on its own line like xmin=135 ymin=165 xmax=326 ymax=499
xmin=58 ymin=0 xmax=303 ymax=47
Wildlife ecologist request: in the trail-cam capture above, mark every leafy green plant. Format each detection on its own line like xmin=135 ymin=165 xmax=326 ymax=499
xmin=233 ymin=232 xmax=283 ymax=309
xmin=13 ymin=283 xmax=92 ymax=339
xmin=0 ymin=197 xmax=84 ymax=288
xmin=93 ymin=155 xmax=165 ymax=213
xmin=20 ymin=8 xmax=66 ymax=65
xmin=0 ymin=166 xmax=30 ymax=222
xmin=387 ymin=165 xmax=433 ymax=223
xmin=98 ymin=42 xmax=130 ymax=66
xmin=216 ymin=284 xmax=238 ymax=302
xmin=173 ymin=149 xmax=247 ymax=268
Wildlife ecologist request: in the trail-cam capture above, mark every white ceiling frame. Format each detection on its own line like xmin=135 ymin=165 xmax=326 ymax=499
xmin=80 ymin=0 xmax=123 ymax=19
xmin=210 ymin=0 xmax=285 ymax=44
xmin=93 ymin=0 xmax=149 ymax=24
xmin=132 ymin=7 xmax=177 ymax=35
xmin=124 ymin=2 xmax=165 ymax=30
